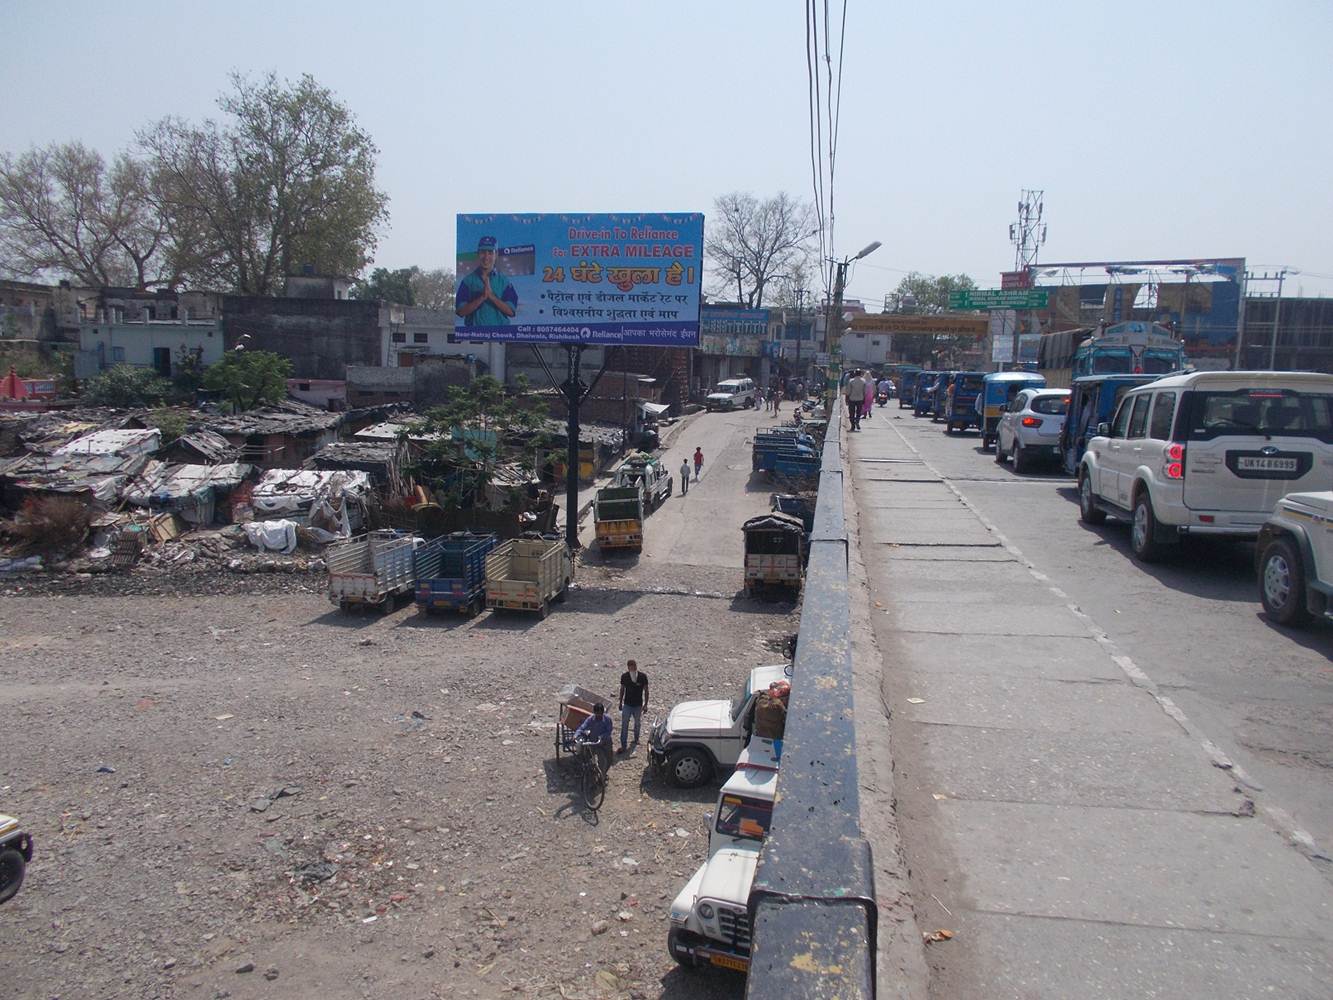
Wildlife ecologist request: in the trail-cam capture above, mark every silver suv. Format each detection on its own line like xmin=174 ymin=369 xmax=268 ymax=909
xmin=1077 ymin=371 xmax=1333 ymax=562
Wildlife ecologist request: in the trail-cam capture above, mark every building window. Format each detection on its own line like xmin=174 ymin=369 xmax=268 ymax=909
xmin=391 ymin=331 xmax=406 ymax=343
xmin=413 ymin=332 xmax=428 ymax=344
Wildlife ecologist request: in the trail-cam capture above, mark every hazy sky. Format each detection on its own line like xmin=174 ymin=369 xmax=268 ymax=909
xmin=4 ymin=0 xmax=1331 ymax=300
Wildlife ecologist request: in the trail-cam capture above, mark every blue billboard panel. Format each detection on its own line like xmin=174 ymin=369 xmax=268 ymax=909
xmin=455 ymin=213 xmax=704 ymax=346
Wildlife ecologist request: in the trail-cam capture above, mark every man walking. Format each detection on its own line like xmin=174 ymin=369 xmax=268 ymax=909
xmin=693 ymin=447 xmax=704 ymax=481
xmin=679 ymin=458 xmax=690 ymax=495
xmin=846 ymin=369 xmax=866 ymax=431
xmin=617 ymin=659 xmax=649 ymax=753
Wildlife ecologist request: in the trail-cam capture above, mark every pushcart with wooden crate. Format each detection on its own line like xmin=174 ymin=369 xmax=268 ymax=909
xmin=554 ymin=683 xmax=613 ymax=759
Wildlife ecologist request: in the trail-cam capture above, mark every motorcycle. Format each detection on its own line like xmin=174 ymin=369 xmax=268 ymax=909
xmin=875 ymin=391 xmax=889 ymax=407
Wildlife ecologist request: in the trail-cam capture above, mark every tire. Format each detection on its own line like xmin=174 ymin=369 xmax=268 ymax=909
xmin=667 ymin=928 xmax=697 ymax=969
xmin=994 ymin=435 xmax=1007 ymax=464
xmin=1078 ymin=471 xmax=1106 ymax=524
xmin=665 ymin=747 xmax=712 ymax=788
xmin=554 ymin=579 xmax=570 ymax=604
xmin=581 ymin=759 xmax=606 ymax=811
xmin=1259 ymin=538 xmax=1312 ymax=626
xmin=945 ymin=424 xmax=955 ymax=435
xmin=666 ymin=480 xmax=673 ymax=499
xmin=0 ymin=847 xmax=25 ymax=905
xmin=1130 ymin=491 xmax=1165 ymax=563
xmin=1012 ymin=440 xmax=1029 ymax=473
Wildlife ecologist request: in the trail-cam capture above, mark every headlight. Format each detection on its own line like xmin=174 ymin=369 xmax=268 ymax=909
xmin=698 ymin=903 xmax=714 ymax=920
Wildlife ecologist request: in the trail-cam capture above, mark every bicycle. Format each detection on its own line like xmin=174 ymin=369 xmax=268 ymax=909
xmin=572 ymin=736 xmax=607 ymax=811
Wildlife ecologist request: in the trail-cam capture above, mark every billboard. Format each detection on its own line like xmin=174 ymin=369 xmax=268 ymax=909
xmin=698 ymin=307 xmax=770 ymax=356
xmin=455 ymin=213 xmax=704 ymax=345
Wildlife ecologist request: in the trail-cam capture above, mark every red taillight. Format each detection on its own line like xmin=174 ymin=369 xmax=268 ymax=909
xmin=1164 ymin=442 xmax=1185 ymax=480
xmin=1021 ymin=416 xmax=1042 ymax=428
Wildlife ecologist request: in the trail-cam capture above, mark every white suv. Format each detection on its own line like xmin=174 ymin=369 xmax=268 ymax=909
xmin=1077 ymin=371 xmax=1333 ymax=562
xmin=705 ymin=378 xmax=756 ymax=411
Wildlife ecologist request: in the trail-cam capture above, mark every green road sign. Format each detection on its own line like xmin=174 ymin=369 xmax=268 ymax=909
xmin=948 ymin=288 xmax=1050 ymax=310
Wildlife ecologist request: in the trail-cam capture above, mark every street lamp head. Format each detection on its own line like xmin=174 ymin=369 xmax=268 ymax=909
xmin=854 ymin=241 xmax=882 ymax=261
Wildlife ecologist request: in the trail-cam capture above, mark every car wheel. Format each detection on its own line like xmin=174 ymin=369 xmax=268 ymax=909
xmin=944 ymin=423 xmax=955 ymax=435
xmin=1012 ymin=439 xmax=1029 ymax=473
xmin=1260 ymin=538 xmax=1311 ymax=626
xmin=0 ymin=847 xmax=25 ymax=904
xmin=1130 ymin=491 xmax=1164 ymax=562
xmin=1078 ymin=472 xmax=1106 ymax=525
xmin=667 ymin=928 xmax=697 ymax=969
xmin=665 ymin=748 xmax=712 ymax=788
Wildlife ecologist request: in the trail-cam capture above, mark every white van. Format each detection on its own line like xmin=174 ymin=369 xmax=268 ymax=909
xmin=704 ymin=378 xmax=756 ymax=411
xmin=1077 ymin=371 xmax=1333 ymax=561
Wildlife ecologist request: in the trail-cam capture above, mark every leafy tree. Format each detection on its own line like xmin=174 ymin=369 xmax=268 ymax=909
xmin=705 ymin=191 xmax=814 ymax=308
xmin=202 ymin=349 xmax=292 ymax=411
xmin=354 ymin=266 xmax=417 ymax=305
xmin=147 ymin=407 xmax=190 ymax=445
xmin=409 ymin=267 xmax=456 ymax=311
xmin=410 ymin=376 xmax=556 ymax=503
xmin=0 ymin=344 xmax=48 ymax=378
xmin=0 ymin=142 xmax=176 ymax=289
xmin=82 ymin=364 xmax=172 ymax=407
xmin=141 ymin=72 xmax=389 ymax=295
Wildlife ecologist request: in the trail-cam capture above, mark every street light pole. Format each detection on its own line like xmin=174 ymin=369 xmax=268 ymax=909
xmin=1267 ymin=269 xmax=1287 ymax=371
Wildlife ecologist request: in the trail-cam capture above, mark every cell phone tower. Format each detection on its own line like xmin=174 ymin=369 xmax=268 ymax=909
xmin=1009 ymin=190 xmax=1047 ymax=274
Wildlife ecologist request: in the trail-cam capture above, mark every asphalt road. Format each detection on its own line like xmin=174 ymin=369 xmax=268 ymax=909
xmin=885 ymin=405 xmax=1333 ymax=849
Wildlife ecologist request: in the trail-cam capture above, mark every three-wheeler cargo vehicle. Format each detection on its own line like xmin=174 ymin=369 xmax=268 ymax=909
xmin=414 ymin=531 xmax=498 ymax=616
xmin=484 ymin=533 xmax=573 ymax=617
xmin=328 ymin=530 xmax=419 ymax=613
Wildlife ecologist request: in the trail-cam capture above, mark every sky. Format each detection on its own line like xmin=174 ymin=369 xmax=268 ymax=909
xmin=4 ymin=0 xmax=1331 ymax=302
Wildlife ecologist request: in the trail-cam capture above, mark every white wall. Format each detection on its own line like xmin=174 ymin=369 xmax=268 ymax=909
xmin=78 ymin=320 xmax=224 ymax=374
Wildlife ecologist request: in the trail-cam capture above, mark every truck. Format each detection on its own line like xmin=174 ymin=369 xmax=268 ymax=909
xmin=752 ymin=432 xmax=818 ymax=478
xmin=484 ymin=534 xmax=573 ymax=617
xmin=648 ymin=663 xmax=790 ymax=787
xmin=667 ymin=740 xmax=780 ymax=973
xmin=614 ymin=454 xmax=672 ymax=511
xmin=328 ymin=530 xmax=419 ymax=613
xmin=413 ymin=531 xmax=498 ymax=617
xmin=593 ymin=485 xmax=645 ymax=552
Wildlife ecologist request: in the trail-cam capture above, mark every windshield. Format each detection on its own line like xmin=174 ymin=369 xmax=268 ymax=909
xmin=715 ymin=793 xmax=773 ymax=842
xmin=1183 ymin=388 xmax=1333 ymax=442
xmin=713 ymin=383 xmax=740 ymax=394
xmin=1032 ymin=395 xmax=1070 ymax=415
xmin=1091 ymin=348 xmax=1132 ymax=374
xmin=1141 ymin=350 xmax=1182 ymax=374
xmin=960 ymin=376 xmax=984 ymax=392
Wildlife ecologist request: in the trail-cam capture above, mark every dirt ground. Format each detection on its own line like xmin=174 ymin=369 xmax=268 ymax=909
xmin=1 ymin=409 xmax=800 ymax=1000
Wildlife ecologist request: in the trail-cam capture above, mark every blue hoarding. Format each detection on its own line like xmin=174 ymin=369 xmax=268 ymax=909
xmin=455 ymin=213 xmax=703 ymax=345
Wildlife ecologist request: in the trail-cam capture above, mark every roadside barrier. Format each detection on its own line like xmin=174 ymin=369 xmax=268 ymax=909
xmin=746 ymin=400 xmax=877 ymax=997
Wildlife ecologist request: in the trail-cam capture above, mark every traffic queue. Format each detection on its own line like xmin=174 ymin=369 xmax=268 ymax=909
xmin=886 ymin=361 xmax=1333 ymax=630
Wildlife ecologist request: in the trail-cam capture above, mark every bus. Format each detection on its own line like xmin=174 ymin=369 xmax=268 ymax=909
xmin=1070 ymin=321 xmax=1186 ymax=380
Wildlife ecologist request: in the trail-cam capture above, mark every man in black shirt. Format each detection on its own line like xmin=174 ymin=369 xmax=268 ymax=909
xmin=617 ymin=659 xmax=649 ymax=754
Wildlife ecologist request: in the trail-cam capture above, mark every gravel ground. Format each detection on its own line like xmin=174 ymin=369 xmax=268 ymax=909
xmin=1 ymin=530 xmax=798 ymax=999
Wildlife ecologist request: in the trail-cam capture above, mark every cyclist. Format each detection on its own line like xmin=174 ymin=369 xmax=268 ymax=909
xmin=574 ymin=702 xmax=615 ymax=777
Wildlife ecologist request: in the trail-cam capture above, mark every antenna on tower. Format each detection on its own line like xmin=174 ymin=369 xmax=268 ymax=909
xmin=1010 ymin=189 xmax=1047 ymax=275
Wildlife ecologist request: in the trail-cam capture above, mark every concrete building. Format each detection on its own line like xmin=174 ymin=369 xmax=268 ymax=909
xmin=381 ymin=305 xmax=506 ymax=379
xmin=1238 ymin=296 xmax=1333 ymax=373
xmin=74 ymin=289 xmax=224 ymax=379
xmin=222 ymin=295 xmax=381 ymax=380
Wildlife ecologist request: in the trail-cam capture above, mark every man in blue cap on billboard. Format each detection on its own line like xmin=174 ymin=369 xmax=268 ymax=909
xmin=456 ymin=235 xmax=519 ymax=326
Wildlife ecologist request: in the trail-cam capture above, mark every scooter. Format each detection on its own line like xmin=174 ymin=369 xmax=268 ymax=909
xmin=0 ymin=814 xmax=33 ymax=904
xmin=876 ymin=391 xmax=889 ymax=407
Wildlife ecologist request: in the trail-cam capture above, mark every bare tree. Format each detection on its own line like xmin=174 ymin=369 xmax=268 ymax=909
xmin=409 ymin=267 xmax=456 ymax=311
xmin=704 ymin=192 xmax=815 ymax=308
xmin=141 ymin=72 xmax=390 ymax=295
xmin=0 ymin=142 xmax=176 ymax=289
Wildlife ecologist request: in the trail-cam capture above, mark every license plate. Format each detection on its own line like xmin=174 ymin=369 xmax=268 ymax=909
xmin=1236 ymin=456 xmax=1298 ymax=472
xmin=710 ymin=954 xmax=749 ymax=972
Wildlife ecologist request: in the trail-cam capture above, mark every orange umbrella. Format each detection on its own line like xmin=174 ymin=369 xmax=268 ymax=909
xmin=0 ymin=366 xmax=29 ymax=399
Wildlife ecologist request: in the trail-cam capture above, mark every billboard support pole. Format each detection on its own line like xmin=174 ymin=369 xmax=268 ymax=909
xmin=562 ymin=344 xmax=585 ymax=550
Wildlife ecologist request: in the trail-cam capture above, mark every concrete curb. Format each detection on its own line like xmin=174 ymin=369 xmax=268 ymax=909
xmin=842 ymin=430 xmax=932 ymax=1000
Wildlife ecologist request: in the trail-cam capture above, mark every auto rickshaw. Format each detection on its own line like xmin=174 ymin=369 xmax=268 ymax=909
xmin=979 ymin=372 xmax=1047 ymax=450
xmin=742 ymin=513 xmax=806 ymax=598
xmin=913 ymin=371 xmax=941 ymax=417
xmin=931 ymin=372 xmax=959 ymax=422
xmin=1058 ymin=373 xmax=1160 ymax=475
xmin=943 ymin=371 xmax=986 ymax=434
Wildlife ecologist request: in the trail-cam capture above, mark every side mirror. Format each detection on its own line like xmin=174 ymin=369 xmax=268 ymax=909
xmin=703 ymin=811 xmax=714 ymax=832
xmin=1097 ymin=422 xmax=1110 ymax=437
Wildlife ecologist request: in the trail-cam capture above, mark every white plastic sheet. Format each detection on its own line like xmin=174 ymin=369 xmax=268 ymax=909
xmin=241 ymin=519 xmax=299 ymax=554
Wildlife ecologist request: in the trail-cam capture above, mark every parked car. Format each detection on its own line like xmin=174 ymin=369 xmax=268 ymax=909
xmin=705 ymin=378 xmax=756 ymax=411
xmin=1256 ymin=491 xmax=1333 ymax=627
xmin=995 ymin=389 xmax=1071 ymax=472
xmin=1077 ymin=371 xmax=1333 ymax=562
xmin=0 ymin=813 xmax=33 ymax=905
xmin=979 ymin=371 xmax=1046 ymax=450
